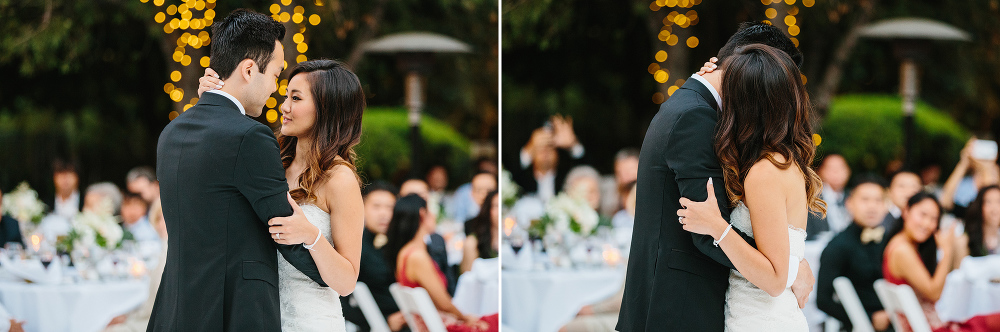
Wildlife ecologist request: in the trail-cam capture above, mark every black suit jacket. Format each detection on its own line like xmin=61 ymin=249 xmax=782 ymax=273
xmin=0 ymin=215 xmax=23 ymax=246
xmin=817 ymin=223 xmax=886 ymax=330
xmin=617 ymin=79 xmax=754 ymax=332
xmin=507 ymin=147 xmax=587 ymax=196
xmin=148 ymin=92 xmax=326 ymax=332
xmin=427 ymin=232 xmax=456 ymax=295
xmin=342 ymin=228 xmax=401 ymax=331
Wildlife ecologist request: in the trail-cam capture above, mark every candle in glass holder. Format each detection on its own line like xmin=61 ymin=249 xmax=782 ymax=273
xmin=503 ymin=217 xmax=516 ymax=237
xmin=30 ymin=234 xmax=42 ymax=253
xmin=129 ymin=259 xmax=147 ymax=278
xmin=602 ymin=244 xmax=622 ymax=267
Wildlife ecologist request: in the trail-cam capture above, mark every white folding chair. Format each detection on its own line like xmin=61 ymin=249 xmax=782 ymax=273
xmin=389 ymin=283 xmax=419 ymax=331
xmin=833 ymin=276 xmax=876 ymax=332
xmin=873 ymin=279 xmax=932 ymax=332
xmin=354 ymin=282 xmax=392 ymax=332
xmin=405 ymin=287 xmax=449 ymax=332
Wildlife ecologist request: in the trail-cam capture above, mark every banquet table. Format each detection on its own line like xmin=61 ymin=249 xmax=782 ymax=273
xmin=0 ymin=279 xmax=148 ymax=332
xmin=502 ymin=268 xmax=624 ymax=332
xmin=936 ymin=262 xmax=1000 ymax=322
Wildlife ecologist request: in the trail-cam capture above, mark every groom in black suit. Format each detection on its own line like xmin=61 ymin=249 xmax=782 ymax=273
xmin=618 ymin=22 xmax=814 ymax=332
xmin=149 ymin=9 xmax=326 ymax=332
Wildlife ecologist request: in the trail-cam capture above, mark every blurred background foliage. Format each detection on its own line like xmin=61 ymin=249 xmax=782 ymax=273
xmin=502 ymin=0 xmax=1000 ymax=178
xmin=0 ymin=0 xmax=498 ymax=197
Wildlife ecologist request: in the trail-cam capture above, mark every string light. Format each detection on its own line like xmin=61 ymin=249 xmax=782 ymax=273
xmin=650 ymin=2 xmax=702 ymax=104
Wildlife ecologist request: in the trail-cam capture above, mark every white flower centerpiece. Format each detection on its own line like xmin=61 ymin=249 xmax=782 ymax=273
xmin=531 ymin=192 xmax=599 ymax=238
xmin=500 ymin=168 xmax=520 ymax=208
xmin=59 ymin=198 xmax=125 ymax=253
xmin=1 ymin=182 xmax=48 ymax=235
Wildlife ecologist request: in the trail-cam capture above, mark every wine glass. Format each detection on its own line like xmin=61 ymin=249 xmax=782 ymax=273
xmin=4 ymin=243 xmax=24 ymax=260
xmin=509 ymin=228 xmax=525 ymax=255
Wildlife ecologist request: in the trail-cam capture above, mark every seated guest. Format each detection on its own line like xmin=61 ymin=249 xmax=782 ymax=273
xmin=953 ymin=185 xmax=1000 ymax=268
xmin=341 ymin=182 xmax=407 ymax=332
xmin=45 ymin=159 xmax=84 ymax=219
xmin=941 ymin=138 xmax=1000 ymax=217
xmin=400 ymin=178 xmax=455 ymax=294
xmin=806 ymin=154 xmax=852 ymax=239
xmin=885 ymin=171 xmax=923 ymax=228
xmin=564 ymin=166 xmax=602 ymax=213
xmin=125 ymin=166 xmax=160 ymax=205
xmin=610 ymin=181 xmax=637 ymax=229
xmin=120 ymin=194 xmax=159 ymax=244
xmin=105 ymin=200 xmax=167 ymax=332
xmin=816 ymin=179 xmax=891 ymax=331
xmin=508 ymin=115 xmax=588 ymax=202
xmin=83 ymin=182 xmax=123 ymax=216
xmin=427 ymin=165 xmax=449 ymax=201
xmin=883 ymin=193 xmax=1000 ymax=332
xmin=384 ymin=195 xmax=498 ymax=332
xmin=447 ymin=172 xmax=497 ymax=224
xmin=600 ymin=148 xmax=639 ymax=216
xmin=461 ymin=191 xmax=498 ymax=273
xmin=0 ymin=188 xmax=24 ymax=246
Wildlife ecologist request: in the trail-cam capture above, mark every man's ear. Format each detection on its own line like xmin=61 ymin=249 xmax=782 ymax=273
xmin=238 ymin=58 xmax=256 ymax=82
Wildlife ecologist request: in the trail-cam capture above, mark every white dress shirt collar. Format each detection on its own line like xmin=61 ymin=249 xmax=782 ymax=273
xmin=690 ymin=74 xmax=722 ymax=108
xmin=205 ymin=90 xmax=246 ymax=115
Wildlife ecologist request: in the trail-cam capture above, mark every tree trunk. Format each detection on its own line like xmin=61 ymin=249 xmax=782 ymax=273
xmin=345 ymin=0 xmax=390 ymax=69
xmin=813 ymin=0 xmax=876 ymax=116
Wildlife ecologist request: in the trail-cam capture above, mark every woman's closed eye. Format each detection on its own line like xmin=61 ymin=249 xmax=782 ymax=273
xmin=291 ymin=96 xmax=302 ymax=101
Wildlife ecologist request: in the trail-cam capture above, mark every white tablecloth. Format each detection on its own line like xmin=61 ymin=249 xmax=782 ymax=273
xmin=502 ymin=268 xmax=624 ymax=332
xmin=936 ymin=257 xmax=1000 ymax=322
xmin=0 ymin=279 xmax=148 ymax=332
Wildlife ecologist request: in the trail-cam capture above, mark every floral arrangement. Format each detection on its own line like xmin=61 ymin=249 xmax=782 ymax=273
xmin=500 ymin=168 xmax=520 ymax=208
xmin=530 ymin=193 xmax=599 ymax=238
xmin=1 ymin=182 xmax=47 ymax=225
xmin=58 ymin=198 xmax=127 ymax=253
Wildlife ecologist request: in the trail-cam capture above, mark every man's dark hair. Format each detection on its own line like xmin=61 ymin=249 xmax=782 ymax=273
xmin=363 ymin=180 xmax=399 ymax=199
xmin=717 ymin=21 xmax=802 ymax=68
xmin=52 ymin=158 xmax=78 ymax=174
xmin=210 ymin=9 xmax=285 ymax=80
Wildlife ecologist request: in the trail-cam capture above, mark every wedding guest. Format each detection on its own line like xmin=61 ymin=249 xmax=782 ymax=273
xmin=475 ymin=156 xmax=498 ymax=176
xmin=561 ymin=283 xmax=625 ymax=332
xmin=611 ymin=181 xmax=637 ymax=229
xmin=564 ymin=165 xmax=602 ymax=212
xmin=341 ymin=181 xmax=407 ymax=332
xmin=399 ymin=178 xmax=455 ymax=294
xmin=120 ymin=194 xmax=159 ymax=244
xmin=885 ymin=171 xmax=924 ymax=229
xmin=920 ymin=164 xmax=943 ymax=196
xmin=45 ymin=159 xmax=83 ymax=219
xmin=816 ymin=179 xmax=891 ymax=332
xmin=0 ymin=188 xmax=25 ymax=246
xmin=427 ymin=165 xmax=449 ymax=197
xmin=601 ymin=148 xmax=640 ymax=216
xmin=105 ymin=200 xmax=167 ymax=332
xmin=941 ymin=138 xmax=1000 ymax=216
xmin=883 ymin=193 xmax=1000 ymax=332
xmin=400 ymin=178 xmax=430 ymax=201
xmin=508 ymin=115 xmax=588 ymax=201
xmin=806 ymin=154 xmax=852 ymax=239
xmin=461 ymin=191 xmax=498 ymax=274
xmin=125 ymin=166 xmax=160 ymax=204
xmin=447 ymin=172 xmax=497 ymax=224
xmin=83 ymin=182 xmax=123 ymax=216
xmin=384 ymin=194 xmax=498 ymax=332
xmin=953 ymin=185 xmax=1000 ymax=268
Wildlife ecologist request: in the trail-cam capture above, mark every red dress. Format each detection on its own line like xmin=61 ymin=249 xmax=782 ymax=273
xmin=882 ymin=243 xmax=1000 ymax=332
xmin=397 ymin=249 xmax=498 ymax=332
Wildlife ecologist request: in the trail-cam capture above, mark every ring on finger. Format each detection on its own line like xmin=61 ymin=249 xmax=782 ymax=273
xmin=276 ymin=233 xmax=281 ymax=240
xmin=678 ymin=216 xmax=685 ymax=224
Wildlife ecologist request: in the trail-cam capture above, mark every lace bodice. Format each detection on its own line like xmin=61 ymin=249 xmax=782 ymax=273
xmin=277 ymin=204 xmax=346 ymax=332
xmin=724 ymin=201 xmax=808 ymax=332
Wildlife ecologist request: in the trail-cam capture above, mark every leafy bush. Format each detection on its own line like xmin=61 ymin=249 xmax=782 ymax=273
xmin=356 ymin=107 xmax=472 ymax=187
xmin=817 ymin=94 xmax=968 ymax=175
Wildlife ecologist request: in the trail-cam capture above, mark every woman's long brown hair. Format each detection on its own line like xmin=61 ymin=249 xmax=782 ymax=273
xmin=715 ymin=43 xmax=826 ymax=216
xmin=278 ymin=59 xmax=364 ymax=203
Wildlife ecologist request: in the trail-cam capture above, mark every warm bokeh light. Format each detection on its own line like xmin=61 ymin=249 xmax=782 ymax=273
xmin=266 ymin=97 xmax=277 ymax=108
xmin=655 ymin=50 xmax=668 ymax=62
xmin=666 ymin=34 xmax=678 ymax=46
xmin=765 ymin=8 xmax=777 ymax=19
xmin=668 ymin=85 xmax=680 ymax=96
xmin=296 ymin=54 xmax=307 ymax=63
xmin=788 ymin=25 xmax=800 ymax=36
xmin=504 ymin=217 xmax=516 ymax=237
xmin=812 ymin=133 xmax=822 ymax=146
xmin=170 ymin=71 xmax=181 ymax=82
xmin=652 ymin=92 xmax=665 ymax=104
xmin=686 ymin=36 xmax=699 ymax=48
xmin=654 ymin=70 xmax=669 ymax=83
xmin=309 ymin=14 xmax=321 ymax=25
xmin=785 ymin=15 xmax=796 ymax=26
xmin=266 ymin=109 xmax=279 ymax=123
xmin=168 ymin=111 xmax=179 ymax=120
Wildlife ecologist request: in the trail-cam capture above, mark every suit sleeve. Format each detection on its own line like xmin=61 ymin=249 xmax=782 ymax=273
xmin=665 ymin=107 xmax=755 ymax=270
xmin=816 ymin=241 xmax=851 ymax=326
xmin=235 ymin=124 xmax=328 ymax=287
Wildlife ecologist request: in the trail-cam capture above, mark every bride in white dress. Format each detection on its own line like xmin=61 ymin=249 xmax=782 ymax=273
xmin=676 ymin=43 xmax=825 ymax=332
xmin=200 ymin=59 xmax=367 ymax=331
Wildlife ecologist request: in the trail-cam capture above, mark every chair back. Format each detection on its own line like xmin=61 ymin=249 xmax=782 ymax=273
xmin=832 ymin=276 xmax=875 ymax=332
xmin=354 ymin=282 xmax=392 ymax=332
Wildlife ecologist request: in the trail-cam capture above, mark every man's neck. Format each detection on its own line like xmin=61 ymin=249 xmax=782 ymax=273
xmin=214 ymin=85 xmax=249 ymax=114
xmin=56 ymin=191 xmax=75 ymax=201
xmin=701 ymin=71 xmax=722 ymax=96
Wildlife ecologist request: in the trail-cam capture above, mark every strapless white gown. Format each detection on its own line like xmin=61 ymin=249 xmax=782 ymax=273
xmin=277 ymin=204 xmax=346 ymax=332
xmin=724 ymin=201 xmax=808 ymax=332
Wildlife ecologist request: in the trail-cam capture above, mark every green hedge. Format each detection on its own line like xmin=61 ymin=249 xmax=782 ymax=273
xmin=356 ymin=107 xmax=472 ymax=186
xmin=817 ymin=94 xmax=968 ymax=175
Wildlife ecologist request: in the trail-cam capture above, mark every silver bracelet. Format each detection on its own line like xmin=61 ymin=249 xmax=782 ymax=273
xmin=303 ymin=230 xmax=322 ymax=251
xmin=714 ymin=224 xmax=733 ymax=247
